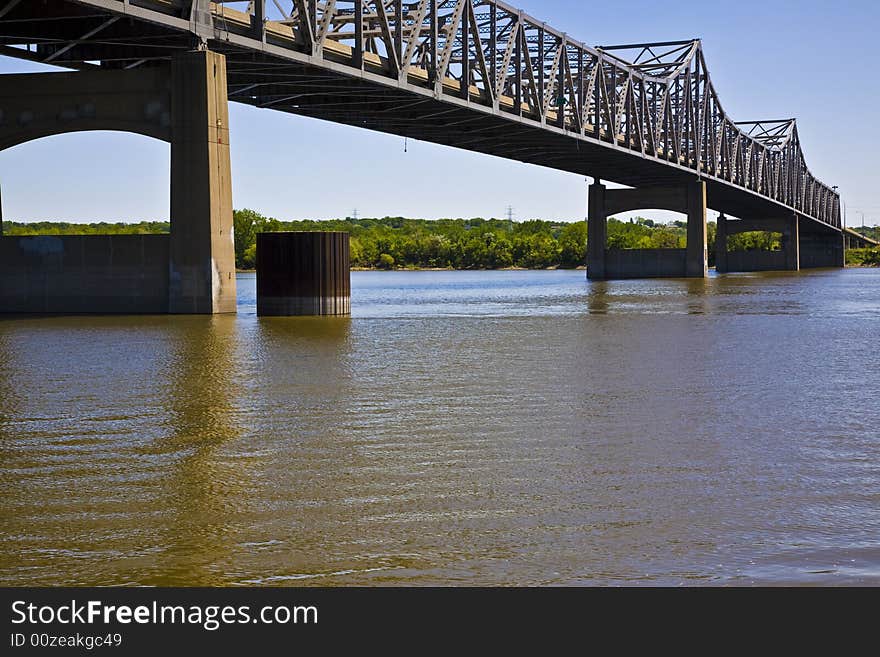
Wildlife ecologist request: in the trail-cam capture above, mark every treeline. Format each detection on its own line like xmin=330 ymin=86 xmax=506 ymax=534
xmin=846 ymin=248 xmax=880 ymax=267
xmin=844 ymin=225 xmax=880 ymax=266
xmin=3 ymin=220 xmax=170 ymax=235
xmin=7 ymin=213 xmax=871 ymax=270
xmin=232 ymin=210 xmax=592 ymax=270
xmin=232 ymin=210 xmax=791 ymax=270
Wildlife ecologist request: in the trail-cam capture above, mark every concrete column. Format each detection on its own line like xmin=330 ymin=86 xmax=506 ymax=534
xmin=587 ymin=182 xmax=607 ymax=280
xmin=169 ymin=49 xmax=237 ymax=314
xmin=257 ymin=232 xmax=351 ymax=316
xmin=686 ymin=180 xmax=708 ymax=278
xmin=784 ymin=214 xmax=800 ymax=271
xmin=715 ymin=213 xmax=728 ymax=273
xmin=836 ymin=232 xmax=846 ymax=267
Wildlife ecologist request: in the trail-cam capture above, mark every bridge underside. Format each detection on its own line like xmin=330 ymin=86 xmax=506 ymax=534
xmin=0 ymin=1 xmax=841 ymax=227
xmin=844 ymin=228 xmax=879 ymax=250
xmin=716 ymin=214 xmax=844 ymax=274
xmin=0 ymin=1 xmax=851 ymax=308
xmin=0 ymin=48 xmax=237 ymax=314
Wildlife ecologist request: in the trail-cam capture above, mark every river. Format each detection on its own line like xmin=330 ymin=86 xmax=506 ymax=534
xmin=1 ymin=269 xmax=878 ymax=585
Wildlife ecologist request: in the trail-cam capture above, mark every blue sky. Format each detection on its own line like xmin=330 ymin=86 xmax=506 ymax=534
xmin=1 ymin=0 xmax=877 ymax=226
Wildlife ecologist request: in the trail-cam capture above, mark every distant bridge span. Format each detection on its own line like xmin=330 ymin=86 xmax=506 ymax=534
xmin=0 ymin=1 xmax=859 ymax=312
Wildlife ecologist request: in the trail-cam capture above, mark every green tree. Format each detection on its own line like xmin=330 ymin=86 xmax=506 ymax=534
xmin=232 ymin=209 xmax=265 ymax=268
xmin=558 ymin=221 xmax=587 ymax=268
xmin=7 ymin=213 xmax=734 ymax=271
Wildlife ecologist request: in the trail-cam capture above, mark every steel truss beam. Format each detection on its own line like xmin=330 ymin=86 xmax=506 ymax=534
xmin=0 ymin=0 xmax=840 ymax=229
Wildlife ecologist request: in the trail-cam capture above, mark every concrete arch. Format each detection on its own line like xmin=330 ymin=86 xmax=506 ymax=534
xmin=0 ymin=121 xmax=170 ymax=152
xmin=0 ymin=128 xmax=171 ymax=223
xmin=602 ymin=186 xmax=692 ymax=217
xmin=588 ymin=181 xmax=708 ymax=279
xmin=0 ymin=67 xmax=172 ymax=153
xmin=715 ymin=214 xmax=799 ymax=273
xmin=0 ymin=51 xmax=236 ymax=315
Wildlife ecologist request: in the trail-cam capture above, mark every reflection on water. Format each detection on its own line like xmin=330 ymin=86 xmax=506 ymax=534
xmin=0 ymin=269 xmax=878 ymax=586
xmin=150 ymin=317 xmax=244 ymax=586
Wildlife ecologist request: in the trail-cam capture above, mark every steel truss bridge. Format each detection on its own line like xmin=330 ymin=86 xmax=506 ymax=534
xmin=2 ymin=0 xmax=842 ymax=231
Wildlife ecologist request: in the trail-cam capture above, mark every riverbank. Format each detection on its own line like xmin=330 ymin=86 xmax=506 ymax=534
xmin=237 ymin=265 xmax=588 ymax=273
xmin=845 ymin=248 xmax=880 ymax=267
xmin=237 ymin=264 xmax=880 ymax=274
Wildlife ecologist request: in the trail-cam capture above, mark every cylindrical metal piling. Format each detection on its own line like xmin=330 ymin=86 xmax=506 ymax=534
xmin=256 ymin=232 xmax=351 ymax=316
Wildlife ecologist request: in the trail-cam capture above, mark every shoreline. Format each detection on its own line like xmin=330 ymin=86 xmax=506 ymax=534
xmin=237 ymin=266 xmax=588 ymax=273
xmin=237 ymin=264 xmax=877 ymax=274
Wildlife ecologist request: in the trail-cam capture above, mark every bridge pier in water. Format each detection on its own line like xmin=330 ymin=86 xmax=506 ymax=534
xmin=2 ymin=2 xmax=846 ymax=298
xmin=716 ymin=214 xmax=845 ymax=273
xmin=587 ymin=180 xmax=708 ymax=280
xmin=716 ymin=214 xmax=800 ymax=273
xmin=256 ymin=232 xmax=351 ymax=317
xmin=0 ymin=49 xmax=236 ymax=314
xmin=168 ymin=50 xmax=237 ymax=314
xmin=799 ymin=229 xmax=845 ymax=269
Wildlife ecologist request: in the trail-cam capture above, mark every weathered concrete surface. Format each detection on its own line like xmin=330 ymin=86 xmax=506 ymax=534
xmin=0 ymin=235 xmax=169 ymax=313
xmin=0 ymin=67 xmax=172 ymax=150
xmin=716 ymin=213 xmax=799 ymax=273
xmin=257 ymin=232 xmax=351 ymax=316
xmin=716 ymin=213 xmax=845 ymax=273
xmin=586 ymin=183 xmax=607 ymax=280
xmin=588 ymin=180 xmax=706 ymax=279
xmin=724 ymin=250 xmax=788 ymax=273
xmin=605 ymin=248 xmax=688 ymax=279
xmin=715 ymin=213 xmax=730 ymax=274
xmin=168 ymin=49 xmax=237 ymax=314
xmin=800 ymin=229 xmax=845 ymax=269
xmin=784 ymin=214 xmax=800 ymax=271
xmin=0 ymin=49 xmax=236 ymax=315
xmin=685 ymin=181 xmax=708 ymax=278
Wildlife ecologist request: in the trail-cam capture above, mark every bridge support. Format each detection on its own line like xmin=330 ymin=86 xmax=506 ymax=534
xmin=168 ymin=49 xmax=236 ymax=314
xmin=257 ymin=232 xmax=351 ymax=316
xmin=799 ymin=227 xmax=845 ymax=269
xmin=715 ymin=213 xmax=729 ymax=274
xmin=586 ymin=183 xmax=608 ymax=280
xmin=842 ymin=230 xmax=879 ymax=250
xmin=0 ymin=49 xmax=236 ymax=314
xmin=587 ymin=180 xmax=707 ymax=279
xmin=716 ymin=214 xmax=799 ymax=273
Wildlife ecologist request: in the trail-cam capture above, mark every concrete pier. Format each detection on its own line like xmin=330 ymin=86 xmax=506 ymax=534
xmin=716 ymin=214 xmax=799 ymax=273
xmin=257 ymin=232 xmax=351 ymax=316
xmin=800 ymin=229 xmax=845 ymax=269
xmin=0 ymin=49 xmax=236 ymax=315
xmin=586 ymin=183 xmax=607 ymax=280
xmin=168 ymin=49 xmax=236 ymax=314
xmin=587 ymin=180 xmax=707 ymax=279
xmin=0 ymin=235 xmax=169 ymax=313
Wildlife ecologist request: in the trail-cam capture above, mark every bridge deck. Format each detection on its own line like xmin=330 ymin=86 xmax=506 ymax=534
xmin=844 ymin=228 xmax=879 ymax=247
xmin=0 ymin=0 xmax=841 ymax=233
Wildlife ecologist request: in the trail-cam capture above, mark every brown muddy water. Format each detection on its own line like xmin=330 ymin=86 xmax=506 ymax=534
xmin=1 ymin=269 xmax=878 ymax=585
